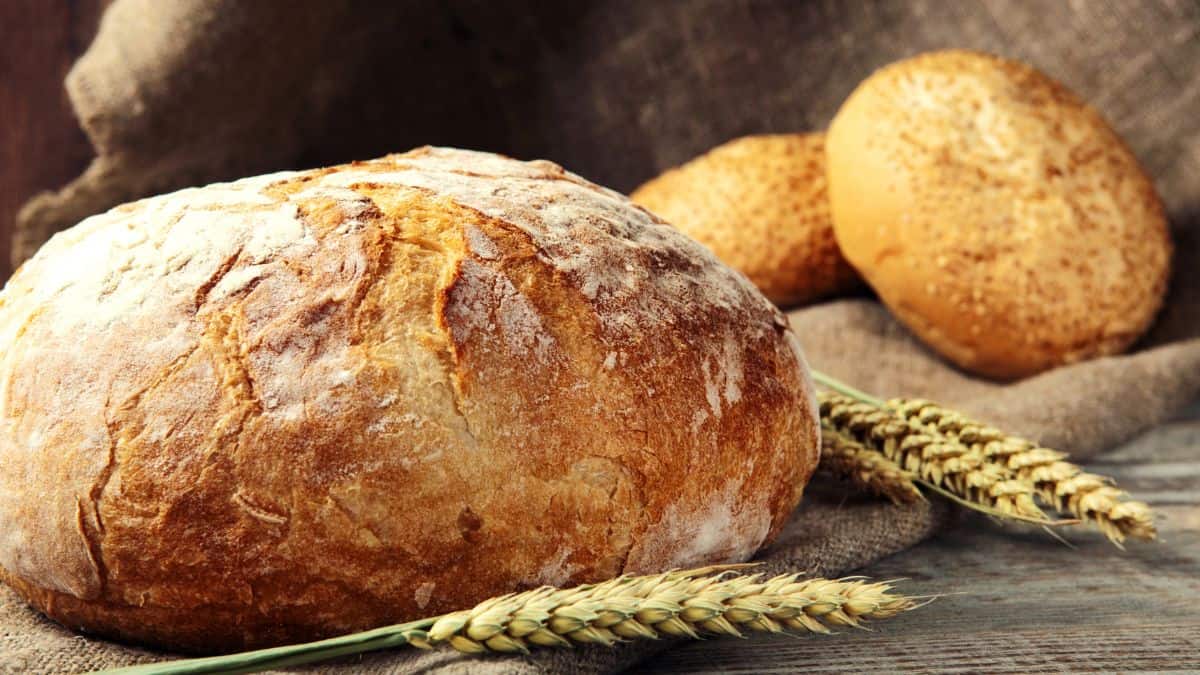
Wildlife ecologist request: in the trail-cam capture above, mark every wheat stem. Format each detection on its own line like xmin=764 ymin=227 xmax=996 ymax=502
xmin=811 ymin=370 xmax=885 ymax=406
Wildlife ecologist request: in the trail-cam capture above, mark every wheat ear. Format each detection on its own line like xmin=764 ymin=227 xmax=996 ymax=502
xmin=423 ymin=567 xmax=917 ymax=654
xmin=818 ymin=392 xmax=1054 ymax=524
xmin=821 ymin=423 xmax=924 ymax=505
xmin=889 ymin=399 xmax=1157 ymax=545
xmin=106 ymin=565 xmax=919 ymax=674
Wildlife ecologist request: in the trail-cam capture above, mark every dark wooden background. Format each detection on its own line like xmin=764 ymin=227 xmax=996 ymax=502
xmin=0 ymin=0 xmax=108 ymax=280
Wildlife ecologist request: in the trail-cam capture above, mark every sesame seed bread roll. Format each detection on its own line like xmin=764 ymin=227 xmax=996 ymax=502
xmin=631 ymin=134 xmax=860 ymax=308
xmin=826 ymin=50 xmax=1172 ymax=379
xmin=0 ymin=147 xmax=820 ymax=652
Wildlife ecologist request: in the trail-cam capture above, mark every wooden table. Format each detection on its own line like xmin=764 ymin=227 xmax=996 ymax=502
xmin=642 ymin=404 xmax=1200 ymax=673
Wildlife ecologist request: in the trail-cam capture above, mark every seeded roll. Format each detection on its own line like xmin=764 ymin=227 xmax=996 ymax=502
xmin=826 ymin=50 xmax=1172 ymax=379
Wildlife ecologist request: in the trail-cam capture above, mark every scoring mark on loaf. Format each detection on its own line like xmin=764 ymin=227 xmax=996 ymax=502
xmin=232 ymin=491 xmax=288 ymax=526
xmin=443 ymin=258 xmax=558 ymax=364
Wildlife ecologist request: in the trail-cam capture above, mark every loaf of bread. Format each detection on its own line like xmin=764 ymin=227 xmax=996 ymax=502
xmin=0 ymin=147 xmax=819 ymax=652
xmin=826 ymin=50 xmax=1172 ymax=379
xmin=632 ymin=134 xmax=859 ymax=307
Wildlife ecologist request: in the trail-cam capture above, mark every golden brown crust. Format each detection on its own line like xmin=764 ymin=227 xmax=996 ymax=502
xmin=631 ymin=134 xmax=859 ymax=308
xmin=826 ymin=50 xmax=1172 ymax=380
xmin=0 ymin=147 xmax=819 ymax=652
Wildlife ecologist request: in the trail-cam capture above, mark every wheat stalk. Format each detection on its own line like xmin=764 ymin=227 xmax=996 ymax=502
xmin=889 ymin=399 xmax=1157 ymax=545
xmin=821 ymin=423 xmax=924 ymax=505
xmin=818 ymin=392 xmax=1054 ymax=524
xmin=105 ymin=565 xmax=919 ymax=674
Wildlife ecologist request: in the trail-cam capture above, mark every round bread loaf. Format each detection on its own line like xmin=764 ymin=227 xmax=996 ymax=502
xmin=631 ymin=134 xmax=859 ymax=308
xmin=0 ymin=147 xmax=819 ymax=652
xmin=826 ymin=50 xmax=1172 ymax=379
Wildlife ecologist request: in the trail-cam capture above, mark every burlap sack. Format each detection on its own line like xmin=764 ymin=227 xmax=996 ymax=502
xmin=4 ymin=0 xmax=1199 ymax=672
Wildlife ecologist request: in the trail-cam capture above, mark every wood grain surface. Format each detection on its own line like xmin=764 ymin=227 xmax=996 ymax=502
xmin=641 ymin=405 xmax=1200 ymax=673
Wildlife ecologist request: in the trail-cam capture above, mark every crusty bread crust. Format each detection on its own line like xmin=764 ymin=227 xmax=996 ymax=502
xmin=826 ymin=50 xmax=1172 ymax=379
xmin=632 ymin=134 xmax=859 ymax=308
xmin=0 ymin=147 xmax=819 ymax=652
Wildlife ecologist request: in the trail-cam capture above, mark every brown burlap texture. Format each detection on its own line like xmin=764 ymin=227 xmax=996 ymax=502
xmin=4 ymin=1 xmax=1200 ymax=672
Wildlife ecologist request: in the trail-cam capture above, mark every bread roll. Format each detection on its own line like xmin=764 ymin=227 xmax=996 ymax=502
xmin=827 ymin=50 xmax=1172 ymax=379
xmin=0 ymin=147 xmax=819 ymax=652
xmin=631 ymin=134 xmax=859 ymax=307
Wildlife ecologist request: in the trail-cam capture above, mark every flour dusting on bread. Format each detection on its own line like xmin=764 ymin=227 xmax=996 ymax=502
xmin=320 ymin=147 xmax=769 ymax=346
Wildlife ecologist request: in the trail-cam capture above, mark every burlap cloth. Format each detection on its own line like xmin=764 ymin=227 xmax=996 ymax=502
xmin=4 ymin=1 xmax=1199 ymax=672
